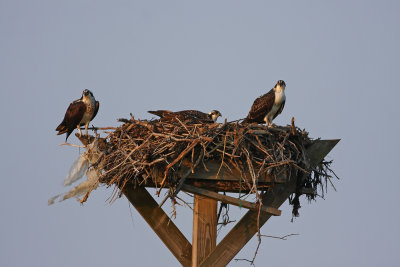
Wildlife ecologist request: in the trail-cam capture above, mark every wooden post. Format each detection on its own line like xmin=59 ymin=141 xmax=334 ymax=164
xmin=199 ymin=181 xmax=296 ymax=267
xmin=192 ymin=195 xmax=217 ymax=267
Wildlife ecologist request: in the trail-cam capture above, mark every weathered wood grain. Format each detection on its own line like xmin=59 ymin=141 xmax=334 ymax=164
xmin=182 ymin=184 xmax=281 ymax=216
xmin=192 ymin=195 xmax=217 ymax=267
xmin=123 ymin=185 xmax=192 ymax=267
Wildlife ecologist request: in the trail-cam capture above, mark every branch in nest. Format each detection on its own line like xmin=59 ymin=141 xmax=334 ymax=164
xmin=158 ymin=139 xmax=201 ymax=194
xmin=158 ymin=150 xmax=204 ymax=207
xmin=59 ymin=143 xmax=86 ymax=148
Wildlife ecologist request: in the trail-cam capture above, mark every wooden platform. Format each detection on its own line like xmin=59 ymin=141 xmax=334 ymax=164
xmin=122 ymin=139 xmax=339 ymax=267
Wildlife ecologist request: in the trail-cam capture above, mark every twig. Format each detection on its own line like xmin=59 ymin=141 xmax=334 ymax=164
xmin=260 ymin=233 xmax=299 ymax=240
xmin=215 ymin=130 xmax=228 ymax=178
xmin=235 ymin=233 xmax=299 ymax=265
xmin=159 ymin=150 xmax=204 ymax=207
xmin=158 ymin=139 xmax=201 ymax=194
xmin=59 ymin=143 xmax=86 ymax=148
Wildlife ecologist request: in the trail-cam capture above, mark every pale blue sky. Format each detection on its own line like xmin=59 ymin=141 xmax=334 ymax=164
xmin=1 ymin=1 xmax=399 ymax=266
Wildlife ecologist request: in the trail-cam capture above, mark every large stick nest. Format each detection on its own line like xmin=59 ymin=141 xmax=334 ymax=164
xmin=94 ymin=117 xmax=336 ymax=216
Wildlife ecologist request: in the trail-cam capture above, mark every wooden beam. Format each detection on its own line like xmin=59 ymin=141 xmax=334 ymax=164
xmin=122 ymin=185 xmax=192 ymax=267
xmin=192 ymin=195 xmax=217 ymax=267
xmin=182 ymin=184 xmax=281 ymax=216
xmin=138 ymin=179 xmax=274 ymax=193
xmin=199 ymin=139 xmax=340 ymax=267
xmin=151 ymin=160 xmax=281 ymax=184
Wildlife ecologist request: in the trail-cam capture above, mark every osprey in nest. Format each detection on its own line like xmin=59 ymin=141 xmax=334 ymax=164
xmin=148 ymin=109 xmax=222 ymax=123
xmin=243 ymin=80 xmax=286 ymax=126
xmin=56 ymin=89 xmax=99 ymax=141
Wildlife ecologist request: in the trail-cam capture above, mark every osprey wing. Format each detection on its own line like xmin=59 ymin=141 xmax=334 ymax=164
xmin=149 ymin=109 xmax=212 ymax=123
xmin=243 ymin=89 xmax=275 ymax=123
xmin=148 ymin=110 xmax=173 ymax=118
xmin=175 ymin=110 xmax=210 ymax=121
xmin=56 ymin=100 xmax=86 ymax=138
xmin=91 ymin=101 xmax=100 ymax=121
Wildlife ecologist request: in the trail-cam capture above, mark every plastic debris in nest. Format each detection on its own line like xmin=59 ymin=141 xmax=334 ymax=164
xmin=51 ymin=117 xmax=338 ymax=217
xmin=48 ymin=140 xmax=105 ymax=205
xmin=63 ymin=152 xmax=89 ymax=186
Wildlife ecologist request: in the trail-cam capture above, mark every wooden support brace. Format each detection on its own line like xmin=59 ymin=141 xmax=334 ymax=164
xmin=182 ymin=184 xmax=281 ymax=216
xmin=199 ymin=139 xmax=340 ymax=267
xmin=122 ymin=185 xmax=192 ymax=267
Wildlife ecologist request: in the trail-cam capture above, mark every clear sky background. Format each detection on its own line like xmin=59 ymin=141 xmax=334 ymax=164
xmin=1 ymin=1 xmax=399 ymax=266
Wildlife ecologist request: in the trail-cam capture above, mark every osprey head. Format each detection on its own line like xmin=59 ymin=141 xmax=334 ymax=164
xmin=81 ymin=89 xmax=95 ymax=103
xmin=208 ymin=110 xmax=222 ymax=122
xmin=82 ymin=89 xmax=93 ymax=97
xmin=275 ymin=80 xmax=286 ymax=90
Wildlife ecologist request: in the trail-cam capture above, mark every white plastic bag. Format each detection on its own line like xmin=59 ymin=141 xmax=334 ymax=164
xmin=63 ymin=154 xmax=88 ymax=186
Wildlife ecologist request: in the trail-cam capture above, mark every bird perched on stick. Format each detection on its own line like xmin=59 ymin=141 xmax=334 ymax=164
xmin=243 ymin=80 xmax=286 ymax=127
xmin=148 ymin=109 xmax=222 ymax=123
xmin=56 ymin=89 xmax=99 ymax=141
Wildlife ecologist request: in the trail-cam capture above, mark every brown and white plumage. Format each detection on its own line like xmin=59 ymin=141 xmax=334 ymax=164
xmin=243 ymin=80 xmax=286 ymax=126
xmin=148 ymin=109 xmax=221 ymax=123
xmin=56 ymin=89 xmax=99 ymax=141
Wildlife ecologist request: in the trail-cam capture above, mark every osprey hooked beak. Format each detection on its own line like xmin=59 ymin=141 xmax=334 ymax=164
xmin=83 ymin=89 xmax=92 ymax=97
xmin=209 ymin=110 xmax=222 ymax=122
xmin=276 ymin=80 xmax=286 ymax=89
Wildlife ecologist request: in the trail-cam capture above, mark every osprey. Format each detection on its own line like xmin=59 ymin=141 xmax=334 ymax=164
xmin=148 ymin=109 xmax=222 ymax=123
xmin=243 ymin=80 xmax=286 ymax=126
xmin=56 ymin=89 xmax=99 ymax=141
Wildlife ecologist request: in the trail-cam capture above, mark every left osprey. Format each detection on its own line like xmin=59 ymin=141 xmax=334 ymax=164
xmin=56 ymin=89 xmax=100 ymax=141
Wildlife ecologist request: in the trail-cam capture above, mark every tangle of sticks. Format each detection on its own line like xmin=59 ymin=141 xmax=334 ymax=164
xmin=92 ymin=116 xmax=337 ymax=216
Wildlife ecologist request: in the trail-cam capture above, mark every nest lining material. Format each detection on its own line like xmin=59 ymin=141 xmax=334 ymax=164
xmin=91 ymin=117 xmax=336 ymax=216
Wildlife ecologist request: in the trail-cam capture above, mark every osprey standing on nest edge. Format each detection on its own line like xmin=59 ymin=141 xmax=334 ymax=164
xmin=243 ymin=80 xmax=286 ymax=126
xmin=56 ymin=89 xmax=99 ymax=141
